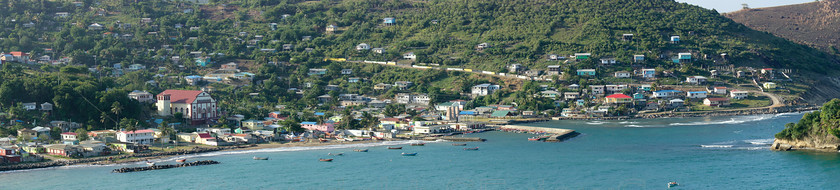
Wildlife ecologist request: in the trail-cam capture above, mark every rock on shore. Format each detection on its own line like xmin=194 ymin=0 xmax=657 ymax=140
xmin=770 ymin=136 xmax=840 ymax=152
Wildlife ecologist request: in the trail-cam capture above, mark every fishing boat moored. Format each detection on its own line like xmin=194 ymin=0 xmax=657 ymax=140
xmin=387 ymin=147 xmax=402 ymax=149
xmin=668 ymin=182 xmax=679 ymax=188
xmin=401 ymin=152 xmax=417 ymax=156
xmin=528 ymin=137 xmax=541 ymax=141
xmin=319 ymin=138 xmax=328 ymax=142
xmin=319 ymin=158 xmax=333 ymax=162
xmin=145 ymin=161 xmax=155 ymax=166
xmin=353 ymin=149 xmax=368 ymax=152
xmin=175 ymin=159 xmax=186 ymax=163
xmin=464 ymin=147 xmax=479 ymax=151
xmin=410 ymin=143 xmax=425 ymax=146
xmin=451 ymin=143 xmax=467 ymax=146
xmin=328 ymin=153 xmax=344 ymax=156
xmin=253 ymin=156 xmax=269 ymax=160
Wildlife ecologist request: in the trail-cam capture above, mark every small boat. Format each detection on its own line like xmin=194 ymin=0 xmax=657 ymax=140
xmin=319 ymin=138 xmax=328 ymax=142
xmin=668 ymin=182 xmax=679 ymax=188
xmin=410 ymin=143 xmax=425 ymax=146
xmin=464 ymin=147 xmax=479 ymax=150
xmin=253 ymin=156 xmax=269 ymax=160
xmin=401 ymin=152 xmax=417 ymax=156
xmin=353 ymin=149 xmax=369 ymax=152
xmin=328 ymin=153 xmax=344 ymax=156
xmin=319 ymin=158 xmax=333 ymax=162
xmin=452 ymin=143 xmax=467 ymax=146
xmin=145 ymin=161 xmax=155 ymax=166
xmin=387 ymin=147 xmax=402 ymax=149
xmin=528 ymin=137 xmax=541 ymax=141
xmin=175 ymin=159 xmax=187 ymax=163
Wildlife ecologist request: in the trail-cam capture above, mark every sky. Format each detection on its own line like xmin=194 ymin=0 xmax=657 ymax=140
xmin=676 ymin=0 xmax=815 ymax=13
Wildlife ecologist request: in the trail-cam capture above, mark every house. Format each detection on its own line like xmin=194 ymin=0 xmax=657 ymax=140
xmin=32 ymin=126 xmax=51 ymax=137
xmin=195 ymin=133 xmax=217 ymax=145
xmin=763 ymin=82 xmax=777 ymax=89
xmin=56 ymin=12 xmax=70 ymax=18
xmin=622 ymin=33 xmax=634 ymax=41
xmin=574 ymin=53 xmax=591 ymax=60
xmin=471 ymin=84 xmax=500 ymax=96
xmin=17 ymin=128 xmax=37 ymax=139
xmin=711 ymin=87 xmax=728 ymax=94
xmin=600 ymin=57 xmax=617 ymax=64
xmin=221 ymin=62 xmax=237 ymax=70
xmin=348 ymin=77 xmax=361 ymax=83
xmin=283 ymin=43 xmax=294 ymax=50
xmin=356 ymin=43 xmax=370 ymax=50
xmin=668 ymin=99 xmax=685 ymax=108
xmin=341 ymin=69 xmax=353 ymax=75
xmin=614 ymin=71 xmax=631 ymax=78
xmin=184 ymin=75 xmax=202 ymax=85
xmin=325 ymin=85 xmax=341 ymax=91
xmin=476 ymin=43 xmax=490 ymax=51
xmin=731 ymin=90 xmax=749 ymax=99
xmin=372 ymin=48 xmax=385 ymax=54
xmin=577 ymin=69 xmax=596 ymax=76
xmin=403 ymin=52 xmax=416 ymax=60
xmin=678 ymin=53 xmax=692 ymax=62
xmin=369 ymin=100 xmax=388 ymax=108
xmin=563 ymin=92 xmax=580 ymax=100
xmin=641 ymin=69 xmax=656 ymax=79
xmin=301 ymin=122 xmax=335 ymax=133
xmin=88 ymin=23 xmax=103 ymax=30
xmin=44 ymin=144 xmax=80 ymax=157
xmin=671 ymin=36 xmax=680 ymax=43
xmin=156 ymin=90 xmax=218 ymax=125
xmin=116 ymin=129 xmax=155 ymax=145
xmin=687 ymin=91 xmax=708 ymax=99
xmin=40 ymin=102 xmax=53 ymax=111
xmin=633 ymin=93 xmax=646 ymax=100
xmin=568 ymin=84 xmax=580 ymax=90
xmin=395 ymin=93 xmax=430 ymax=105
xmin=509 ymin=64 xmax=525 ymax=73
xmin=605 ymin=85 xmax=628 ymax=93
xmin=634 ymin=55 xmax=645 ymax=63
xmin=704 ymin=98 xmax=731 ymax=107
xmin=547 ymin=54 xmax=560 ymax=60
xmin=308 ymin=69 xmax=327 ymax=76
xmin=242 ymin=120 xmax=265 ymax=130
xmin=23 ymin=102 xmax=37 ymax=110
xmin=652 ymin=90 xmax=682 ymax=99
xmin=61 ymin=132 xmax=78 ymax=142
xmin=490 ymin=110 xmax=513 ymax=118
xmin=413 ymin=125 xmax=445 ymax=134
xmin=395 ymin=81 xmax=413 ymax=90
xmin=589 ymin=85 xmax=605 ymax=95
xmin=605 ymin=94 xmax=632 ymax=104
xmin=374 ymin=83 xmax=392 ymax=90
xmin=317 ymin=95 xmax=333 ymax=103
xmin=326 ymin=25 xmax=337 ymax=33
xmin=686 ymin=76 xmax=707 ymax=85
xmin=638 ymin=84 xmax=652 ymax=91
xmin=547 ymin=65 xmax=562 ymax=75
xmin=383 ymin=17 xmax=396 ymax=25
xmin=128 ymin=90 xmax=154 ymax=103
xmin=177 ymin=133 xmax=197 ymax=142
xmin=538 ymin=90 xmax=560 ymax=99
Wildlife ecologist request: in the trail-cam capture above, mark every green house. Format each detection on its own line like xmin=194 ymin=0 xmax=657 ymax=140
xmin=574 ymin=53 xmax=591 ymax=60
xmin=576 ymin=69 xmax=596 ymax=76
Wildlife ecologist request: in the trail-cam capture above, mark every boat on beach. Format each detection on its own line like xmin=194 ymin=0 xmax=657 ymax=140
xmin=410 ymin=143 xmax=425 ymax=146
xmin=175 ymin=159 xmax=186 ymax=163
xmin=464 ymin=147 xmax=479 ymax=150
xmin=319 ymin=138 xmax=328 ymax=142
xmin=451 ymin=143 xmax=467 ymax=146
xmin=253 ymin=156 xmax=269 ymax=160
xmin=387 ymin=147 xmax=402 ymax=149
xmin=145 ymin=161 xmax=155 ymax=166
xmin=319 ymin=158 xmax=333 ymax=162
xmin=401 ymin=152 xmax=417 ymax=156
xmin=353 ymin=149 xmax=368 ymax=152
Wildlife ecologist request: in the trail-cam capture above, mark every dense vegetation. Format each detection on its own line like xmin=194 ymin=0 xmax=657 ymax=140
xmin=776 ymin=99 xmax=840 ymax=140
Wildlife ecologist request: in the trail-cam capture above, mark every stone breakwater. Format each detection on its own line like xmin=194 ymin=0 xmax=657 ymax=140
xmin=112 ymin=160 xmax=220 ymax=173
xmin=0 ymin=144 xmax=256 ymax=172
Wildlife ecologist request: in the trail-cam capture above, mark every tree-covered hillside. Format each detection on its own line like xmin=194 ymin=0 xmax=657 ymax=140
xmin=776 ymin=99 xmax=840 ymax=141
xmin=0 ymin=0 xmax=835 ymax=73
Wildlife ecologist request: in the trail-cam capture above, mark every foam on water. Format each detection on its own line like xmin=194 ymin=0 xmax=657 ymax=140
xmin=700 ymin=145 xmax=734 ymax=148
xmin=586 ymin=121 xmax=606 ymax=125
xmin=744 ymin=139 xmax=774 ymax=145
xmin=669 ymin=115 xmax=776 ymax=126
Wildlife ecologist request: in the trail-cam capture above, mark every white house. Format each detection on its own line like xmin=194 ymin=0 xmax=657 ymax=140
xmin=116 ymin=129 xmax=155 ymax=145
xmin=686 ymin=76 xmax=707 ymax=84
xmin=652 ymin=90 xmax=682 ymax=99
xmin=156 ymin=90 xmax=218 ymax=125
xmin=614 ymin=71 xmax=631 ymax=78
xmin=356 ymin=43 xmax=370 ymax=50
xmin=403 ymin=52 xmax=416 ymax=60
xmin=711 ymin=87 xmax=727 ymax=94
xmin=471 ymin=84 xmax=500 ymax=96
xmin=128 ymin=90 xmax=155 ymax=103
xmin=590 ymin=85 xmax=605 ymax=94
xmin=730 ymin=90 xmax=749 ymax=99
xmin=686 ymin=91 xmax=708 ymax=99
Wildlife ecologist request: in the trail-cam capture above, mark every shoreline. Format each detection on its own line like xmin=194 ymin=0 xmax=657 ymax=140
xmin=0 ymin=139 xmax=407 ymax=173
xmin=540 ymin=105 xmax=817 ymax=121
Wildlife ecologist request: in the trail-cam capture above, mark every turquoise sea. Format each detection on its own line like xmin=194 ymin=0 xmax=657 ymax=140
xmin=2 ymin=113 xmax=839 ymax=189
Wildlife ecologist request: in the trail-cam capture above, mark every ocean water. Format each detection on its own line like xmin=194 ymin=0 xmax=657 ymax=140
xmin=2 ymin=113 xmax=839 ymax=189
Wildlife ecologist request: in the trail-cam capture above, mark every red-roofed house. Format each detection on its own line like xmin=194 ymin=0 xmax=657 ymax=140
xmin=195 ymin=133 xmax=218 ymax=145
xmin=116 ymin=129 xmax=155 ymax=145
xmin=156 ymin=90 xmax=218 ymax=125
xmin=605 ymin=94 xmax=632 ymax=104
xmin=61 ymin=132 xmax=78 ymax=141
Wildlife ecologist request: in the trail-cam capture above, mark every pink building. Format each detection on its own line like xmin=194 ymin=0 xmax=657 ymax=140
xmin=300 ymin=122 xmax=335 ymax=133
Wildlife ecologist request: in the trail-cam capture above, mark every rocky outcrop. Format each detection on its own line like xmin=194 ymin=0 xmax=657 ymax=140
xmin=771 ymin=135 xmax=840 ymax=152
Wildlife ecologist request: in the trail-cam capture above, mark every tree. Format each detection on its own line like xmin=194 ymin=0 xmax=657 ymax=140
xmin=75 ymin=128 xmax=89 ymax=141
xmin=111 ymin=101 xmax=123 ymax=118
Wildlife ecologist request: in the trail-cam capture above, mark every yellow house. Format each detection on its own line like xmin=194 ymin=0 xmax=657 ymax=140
xmin=605 ymin=94 xmax=632 ymax=104
xmin=763 ymin=82 xmax=777 ymax=89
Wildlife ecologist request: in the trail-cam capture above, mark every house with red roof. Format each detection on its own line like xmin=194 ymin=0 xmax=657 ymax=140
xmin=156 ymin=90 xmax=218 ymax=125
xmin=604 ymin=94 xmax=632 ymax=104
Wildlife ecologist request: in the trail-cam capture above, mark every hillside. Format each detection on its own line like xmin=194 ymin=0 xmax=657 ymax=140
xmin=773 ymin=98 xmax=840 ymax=151
xmin=725 ymin=0 xmax=840 ymax=54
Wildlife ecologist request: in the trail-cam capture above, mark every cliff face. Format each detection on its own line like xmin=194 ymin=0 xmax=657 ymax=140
xmin=726 ymin=0 xmax=840 ymax=52
xmin=772 ymin=134 xmax=840 ymax=152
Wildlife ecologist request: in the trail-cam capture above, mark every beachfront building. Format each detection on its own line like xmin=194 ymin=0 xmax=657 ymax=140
xmin=704 ymin=98 xmax=731 ymax=107
xmin=300 ymin=122 xmax=335 ymax=133
xmin=116 ymin=129 xmax=155 ymax=145
xmin=156 ymin=90 xmax=218 ymax=125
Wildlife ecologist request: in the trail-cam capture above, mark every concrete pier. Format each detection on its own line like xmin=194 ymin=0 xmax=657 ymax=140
xmin=498 ymin=125 xmax=578 ymax=142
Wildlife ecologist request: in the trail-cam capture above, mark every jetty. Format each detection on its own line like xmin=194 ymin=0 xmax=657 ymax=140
xmin=497 ymin=125 xmax=579 ymax=142
xmin=423 ymin=136 xmax=486 ymax=142
xmin=112 ymin=160 xmax=219 ymax=173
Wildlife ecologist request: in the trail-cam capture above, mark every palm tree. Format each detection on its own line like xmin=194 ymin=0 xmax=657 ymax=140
xmin=111 ymin=102 xmax=123 ymax=118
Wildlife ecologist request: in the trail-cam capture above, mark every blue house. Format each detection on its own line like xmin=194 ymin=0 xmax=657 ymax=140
xmin=576 ymin=99 xmax=586 ymax=106
xmin=576 ymin=69 xmax=596 ymax=76
xmin=458 ymin=111 xmax=476 ymax=116
xmin=633 ymin=93 xmax=645 ymax=99
xmin=652 ymin=90 xmax=682 ymax=99
xmin=348 ymin=77 xmax=361 ymax=83
xmin=383 ymin=17 xmax=396 ymax=25
xmin=195 ymin=57 xmax=210 ymax=67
